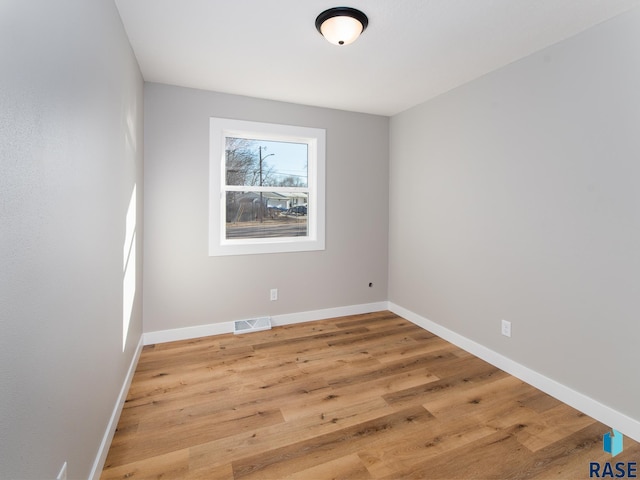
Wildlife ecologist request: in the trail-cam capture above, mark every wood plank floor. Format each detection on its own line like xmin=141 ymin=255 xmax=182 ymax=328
xmin=101 ymin=311 xmax=639 ymax=479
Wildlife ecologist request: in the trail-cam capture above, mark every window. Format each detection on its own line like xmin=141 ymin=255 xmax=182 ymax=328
xmin=209 ymin=118 xmax=325 ymax=256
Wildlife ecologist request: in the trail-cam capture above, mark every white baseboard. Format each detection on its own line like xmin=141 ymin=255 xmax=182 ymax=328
xmin=143 ymin=301 xmax=389 ymax=346
xmin=89 ymin=335 xmax=144 ymax=480
xmin=388 ymin=302 xmax=640 ymax=443
xmin=143 ymin=319 xmax=234 ymax=345
xmin=271 ymin=301 xmax=389 ymax=328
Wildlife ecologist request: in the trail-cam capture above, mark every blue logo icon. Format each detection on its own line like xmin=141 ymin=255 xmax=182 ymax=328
xmin=604 ymin=429 xmax=624 ymax=457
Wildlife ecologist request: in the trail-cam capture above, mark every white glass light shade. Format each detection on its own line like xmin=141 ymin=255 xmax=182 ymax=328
xmin=315 ymin=7 xmax=368 ymax=46
xmin=319 ymin=15 xmax=364 ymax=46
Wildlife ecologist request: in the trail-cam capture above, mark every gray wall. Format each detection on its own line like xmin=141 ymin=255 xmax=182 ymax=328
xmin=389 ymin=8 xmax=640 ymax=421
xmin=143 ymin=84 xmax=389 ymax=333
xmin=0 ymin=1 xmax=144 ymax=478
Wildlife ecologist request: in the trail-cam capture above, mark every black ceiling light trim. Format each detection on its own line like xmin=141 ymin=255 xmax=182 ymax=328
xmin=315 ymin=7 xmax=369 ymax=45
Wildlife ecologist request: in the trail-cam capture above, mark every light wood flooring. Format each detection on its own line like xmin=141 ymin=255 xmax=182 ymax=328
xmin=101 ymin=311 xmax=639 ymax=479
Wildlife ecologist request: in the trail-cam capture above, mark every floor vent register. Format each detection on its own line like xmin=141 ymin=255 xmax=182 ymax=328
xmin=233 ymin=317 xmax=272 ymax=334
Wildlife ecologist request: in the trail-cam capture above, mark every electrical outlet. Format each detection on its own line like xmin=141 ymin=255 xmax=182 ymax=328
xmin=270 ymin=288 xmax=278 ymax=301
xmin=501 ymin=320 xmax=512 ymax=338
xmin=56 ymin=462 xmax=67 ymax=480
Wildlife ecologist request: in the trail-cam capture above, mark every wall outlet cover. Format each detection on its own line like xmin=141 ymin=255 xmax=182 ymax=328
xmin=501 ymin=319 xmax=512 ymax=338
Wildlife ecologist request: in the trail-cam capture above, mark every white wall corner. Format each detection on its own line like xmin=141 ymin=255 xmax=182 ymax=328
xmin=89 ymin=335 xmax=144 ymax=480
xmin=388 ymin=302 xmax=640 ymax=443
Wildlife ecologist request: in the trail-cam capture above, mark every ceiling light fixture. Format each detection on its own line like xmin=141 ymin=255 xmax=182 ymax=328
xmin=315 ymin=7 xmax=368 ymax=46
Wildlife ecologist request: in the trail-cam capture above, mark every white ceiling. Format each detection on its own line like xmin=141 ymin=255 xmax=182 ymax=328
xmin=114 ymin=0 xmax=640 ymax=116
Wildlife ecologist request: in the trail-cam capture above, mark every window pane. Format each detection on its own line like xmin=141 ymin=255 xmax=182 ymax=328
xmin=225 ymin=138 xmax=308 ymax=187
xmin=225 ymin=191 xmax=308 ymax=239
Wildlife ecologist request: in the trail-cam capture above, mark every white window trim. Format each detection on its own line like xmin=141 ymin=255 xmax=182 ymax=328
xmin=209 ymin=117 xmax=326 ymax=256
